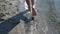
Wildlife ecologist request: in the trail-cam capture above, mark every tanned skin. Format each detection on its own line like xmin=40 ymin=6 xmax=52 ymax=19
xmin=26 ymin=0 xmax=37 ymax=16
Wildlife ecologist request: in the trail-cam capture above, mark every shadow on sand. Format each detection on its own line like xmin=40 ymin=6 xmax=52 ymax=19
xmin=0 ymin=10 xmax=32 ymax=34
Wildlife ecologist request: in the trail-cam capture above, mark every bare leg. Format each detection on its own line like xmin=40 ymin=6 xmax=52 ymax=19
xmin=31 ymin=0 xmax=37 ymax=16
xmin=26 ymin=0 xmax=37 ymax=16
xmin=25 ymin=0 xmax=31 ymax=11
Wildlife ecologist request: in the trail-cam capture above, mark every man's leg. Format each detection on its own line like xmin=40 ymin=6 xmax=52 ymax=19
xmin=25 ymin=0 xmax=31 ymax=11
xmin=31 ymin=0 xmax=37 ymax=16
xmin=26 ymin=0 xmax=37 ymax=20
